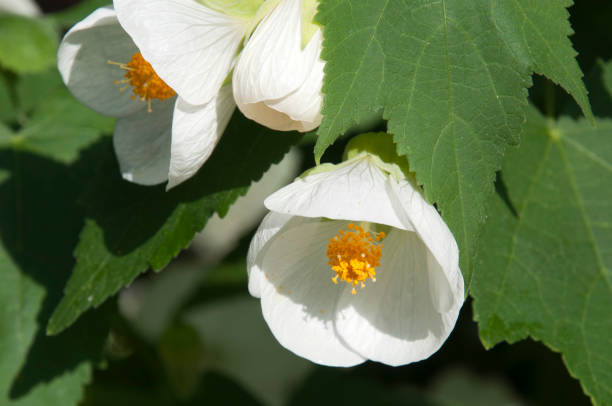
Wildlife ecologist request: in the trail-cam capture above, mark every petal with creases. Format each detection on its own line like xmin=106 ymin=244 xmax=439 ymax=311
xmin=265 ymin=156 xmax=409 ymax=230
xmin=114 ymin=0 xmax=245 ymax=105
xmin=387 ymin=178 xmax=464 ymax=313
xmin=58 ymin=6 xmax=144 ymax=117
xmin=113 ymin=98 xmax=174 ymax=185
xmin=233 ymin=0 xmax=323 ymax=132
xmin=334 ymin=230 xmax=463 ymax=366
xmin=259 ymin=218 xmax=365 ymax=366
xmin=233 ymin=0 xmax=306 ymax=104
xmin=263 ymin=29 xmax=324 ymax=131
xmin=166 ymin=85 xmax=235 ymax=189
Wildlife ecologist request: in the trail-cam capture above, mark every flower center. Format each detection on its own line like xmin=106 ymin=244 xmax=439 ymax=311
xmin=108 ymin=52 xmax=175 ymax=112
xmin=326 ymin=223 xmax=385 ymax=295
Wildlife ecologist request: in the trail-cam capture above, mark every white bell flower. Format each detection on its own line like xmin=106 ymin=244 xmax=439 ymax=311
xmin=233 ymin=0 xmax=324 ymax=132
xmin=247 ymin=133 xmax=465 ymax=367
xmin=113 ymin=0 xmax=261 ymax=107
xmin=58 ymin=6 xmax=235 ymax=188
xmin=0 ymin=0 xmax=40 ymax=17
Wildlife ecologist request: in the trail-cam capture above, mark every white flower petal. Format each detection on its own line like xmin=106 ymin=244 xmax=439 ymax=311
xmin=334 ymin=230 xmax=463 ymax=366
xmin=387 ymin=178 xmax=464 ymax=313
xmin=234 ymin=0 xmax=305 ymax=103
xmin=58 ymin=6 xmax=145 ymax=118
xmin=0 ymin=0 xmax=40 ymax=16
xmin=262 ymin=29 xmax=324 ymax=130
xmin=113 ymin=98 xmax=174 ymax=185
xmin=265 ymin=156 xmax=410 ymax=230
xmin=233 ymin=0 xmax=323 ymax=132
xmin=258 ymin=218 xmax=366 ymax=366
xmin=114 ymin=0 xmax=245 ymax=105
xmin=247 ymin=211 xmax=294 ymax=298
xmin=166 ymin=85 xmax=235 ymax=189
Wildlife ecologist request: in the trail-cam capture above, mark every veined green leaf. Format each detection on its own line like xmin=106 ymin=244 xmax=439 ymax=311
xmin=315 ymin=0 xmax=592 ymax=284
xmin=471 ymin=105 xmax=612 ymax=406
xmin=47 ymin=113 xmax=301 ymax=335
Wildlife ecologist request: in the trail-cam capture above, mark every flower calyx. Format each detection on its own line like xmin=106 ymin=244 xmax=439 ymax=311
xmin=301 ymin=132 xmax=412 ymax=181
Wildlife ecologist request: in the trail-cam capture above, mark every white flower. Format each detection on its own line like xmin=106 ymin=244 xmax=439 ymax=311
xmin=0 ymin=0 xmax=40 ymax=17
xmin=113 ymin=0 xmax=255 ymax=106
xmin=247 ymin=137 xmax=464 ymax=366
xmin=58 ymin=6 xmax=235 ymax=188
xmin=233 ymin=0 xmax=324 ymax=132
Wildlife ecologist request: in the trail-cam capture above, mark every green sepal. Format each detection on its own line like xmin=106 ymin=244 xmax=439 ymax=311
xmin=300 ymin=132 xmax=413 ymax=183
xmin=344 ymin=132 xmax=411 ymax=180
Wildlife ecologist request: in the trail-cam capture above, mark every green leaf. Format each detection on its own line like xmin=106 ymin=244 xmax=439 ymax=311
xmin=0 ymin=15 xmax=58 ymax=73
xmin=0 ymin=141 xmax=109 ymax=405
xmin=47 ymin=113 xmax=301 ymax=335
xmin=0 ymin=70 xmax=114 ymax=164
xmin=0 ymin=77 xmax=118 ymax=404
xmin=489 ymin=0 xmax=592 ymax=122
xmin=471 ymin=106 xmax=612 ymax=406
xmin=15 ymin=70 xmax=65 ymax=114
xmin=315 ymin=0 xmax=591 ymax=283
xmin=0 ymin=73 xmax=15 ymax=123
xmin=16 ymin=95 xmax=114 ymax=164
xmin=585 ymin=59 xmax=612 ymax=118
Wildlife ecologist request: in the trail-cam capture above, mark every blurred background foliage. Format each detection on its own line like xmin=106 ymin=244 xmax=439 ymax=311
xmin=0 ymin=0 xmax=609 ymax=405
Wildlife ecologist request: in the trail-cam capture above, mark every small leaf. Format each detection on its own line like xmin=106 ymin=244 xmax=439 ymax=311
xmin=0 ymin=15 xmax=58 ymax=73
xmin=16 ymin=95 xmax=114 ymax=163
xmin=471 ymin=105 xmax=612 ymax=406
xmin=47 ymin=113 xmax=301 ymax=335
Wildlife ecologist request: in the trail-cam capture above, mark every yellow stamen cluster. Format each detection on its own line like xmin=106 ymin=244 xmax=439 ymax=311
xmin=108 ymin=52 xmax=175 ymax=112
xmin=326 ymin=223 xmax=385 ymax=295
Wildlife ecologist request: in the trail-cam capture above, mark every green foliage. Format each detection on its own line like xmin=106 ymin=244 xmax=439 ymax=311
xmin=0 ymin=70 xmax=112 ymax=405
xmin=471 ymin=104 xmax=612 ymax=406
xmin=10 ymin=71 xmax=114 ymax=163
xmin=315 ymin=0 xmax=592 ymax=284
xmin=0 ymin=75 xmax=14 ymax=123
xmin=0 ymin=2 xmax=609 ymax=405
xmin=47 ymin=113 xmax=301 ymax=335
xmin=0 ymin=15 xmax=57 ymax=73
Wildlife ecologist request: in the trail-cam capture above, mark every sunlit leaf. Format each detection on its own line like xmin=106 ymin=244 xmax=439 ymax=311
xmin=315 ymin=0 xmax=592 ymax=283
xmin=472 ymin=105 xmax=612 ymax=406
